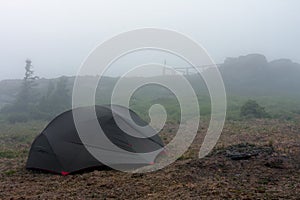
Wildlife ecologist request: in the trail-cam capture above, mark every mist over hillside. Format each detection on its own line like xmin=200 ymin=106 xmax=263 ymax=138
xmin=1 ymin=54 xmax=299 ymax=109
xmin=219 ymin=54 xmax=300 ymax=97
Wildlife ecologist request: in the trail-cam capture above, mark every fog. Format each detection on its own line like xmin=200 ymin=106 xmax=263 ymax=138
xmin=0 ymin=0 xmax=299 ymax=80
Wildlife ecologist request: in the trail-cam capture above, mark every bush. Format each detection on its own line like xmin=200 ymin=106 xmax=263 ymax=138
xmin=240 ymin=100 xmax=269 ymax=118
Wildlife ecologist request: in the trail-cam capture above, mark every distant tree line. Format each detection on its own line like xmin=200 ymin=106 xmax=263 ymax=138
xmin=0 ymin=60 xmax=71 ymax=123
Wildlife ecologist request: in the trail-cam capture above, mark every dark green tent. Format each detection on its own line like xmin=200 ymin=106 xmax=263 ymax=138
xmin=26 ymin=105 xmax=164 ymax=175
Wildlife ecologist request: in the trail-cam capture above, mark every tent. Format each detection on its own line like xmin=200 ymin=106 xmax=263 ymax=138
xmin=26 ymin=105 xmax=164 ymax=175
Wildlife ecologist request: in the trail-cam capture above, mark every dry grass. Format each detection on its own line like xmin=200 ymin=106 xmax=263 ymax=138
xmin=0 ymin=118 xmax=299 ymax=199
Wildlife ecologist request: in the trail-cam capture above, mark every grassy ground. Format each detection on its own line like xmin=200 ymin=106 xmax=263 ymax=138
xmin=0 ymin=117 xmax=299 ymax=199
xmin=129 ymin=95 xmax=300 ymax=122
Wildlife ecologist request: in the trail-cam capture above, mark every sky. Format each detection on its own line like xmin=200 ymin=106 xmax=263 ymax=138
xmin=0 ymin=0 xmax=299 ymax=80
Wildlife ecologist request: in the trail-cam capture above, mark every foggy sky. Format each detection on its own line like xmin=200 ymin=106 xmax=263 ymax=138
xmin=0 ymin=0 xmax=299 ymax=80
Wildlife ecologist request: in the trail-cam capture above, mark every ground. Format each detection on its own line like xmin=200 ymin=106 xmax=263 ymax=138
xmin=0 ymin=118 xmax=299 ymax=199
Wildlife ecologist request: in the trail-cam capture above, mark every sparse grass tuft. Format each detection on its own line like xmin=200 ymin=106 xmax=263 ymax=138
xmin=3 ymin=170 xmax=17 ymax=176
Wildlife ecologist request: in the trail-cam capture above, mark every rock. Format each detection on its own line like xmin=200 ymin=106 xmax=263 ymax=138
xmin=265 ymin=157 xmax=288 ymax=169
xmin=224 ymin=143 xmax=274 ymax=160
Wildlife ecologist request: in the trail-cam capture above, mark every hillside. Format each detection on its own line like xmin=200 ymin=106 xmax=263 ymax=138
xmin=0 ymin=54 xmax=299 ymax=111
xmin=219 ymin=54 xmax=300 ymax=96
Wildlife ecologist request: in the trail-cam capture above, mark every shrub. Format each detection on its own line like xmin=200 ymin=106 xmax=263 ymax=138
xmin=240 ymin=100 xmax=269 ymax=118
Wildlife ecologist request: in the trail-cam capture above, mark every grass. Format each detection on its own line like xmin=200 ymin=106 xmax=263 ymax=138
xmin=0 ymin=150 xmax=21 ymax=158
xmin=0 ymin=120 xmax=47 ymax=149
xmin=3 ymin=170 xmax=17 ymax=176
xmin=0 ymin=148 xmax=29 ymax=158
xmin=0 ymin=95 xmax=299 ymax=153
xmin=0 ymin=114 xmax=299 ymax=199
xmin=128 ymin=95 xmax=300 ymax=122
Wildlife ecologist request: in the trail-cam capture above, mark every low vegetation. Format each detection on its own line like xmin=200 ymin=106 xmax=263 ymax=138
xmin=240 ymin=100 xmax=269 ymax=118
xmin=0 ymin=55 xmax=299 ymax=198
xmin=0 ymin=117 xmax=299 ymax=199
